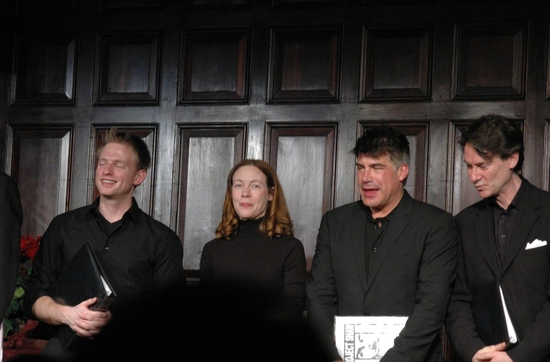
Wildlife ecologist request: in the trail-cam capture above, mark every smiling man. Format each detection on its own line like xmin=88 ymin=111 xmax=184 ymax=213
xmin=24 ymin=128 xmax=185 ymax=360
xmin=446 ymin=115 xmax=550 ymax=362
xmin=307 ymin=126 xmax=458 ymax=362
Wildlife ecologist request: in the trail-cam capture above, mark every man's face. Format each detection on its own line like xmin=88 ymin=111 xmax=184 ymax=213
xmin=463 ymin=143 xmax=518 ymax=199
xmin=95 ymin=142 xmax=146 ymax=202
xmin=356 ymin=153 xmax=408 ymax=218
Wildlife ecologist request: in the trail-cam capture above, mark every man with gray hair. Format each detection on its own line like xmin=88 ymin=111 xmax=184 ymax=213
xmin=307 ymin=126 xmax=458 ymax=361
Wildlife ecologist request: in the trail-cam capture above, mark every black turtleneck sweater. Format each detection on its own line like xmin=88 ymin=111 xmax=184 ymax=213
xmin=199 ymin=218 xmax=306 ymax=321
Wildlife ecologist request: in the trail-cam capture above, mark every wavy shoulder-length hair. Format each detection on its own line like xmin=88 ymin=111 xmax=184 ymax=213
xmin=216 ymin=159 xmax=294 ymax=239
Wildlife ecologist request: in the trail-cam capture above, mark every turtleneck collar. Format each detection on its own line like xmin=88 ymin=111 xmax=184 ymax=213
xmin=238 ymin=217 xmax=263 ymax=231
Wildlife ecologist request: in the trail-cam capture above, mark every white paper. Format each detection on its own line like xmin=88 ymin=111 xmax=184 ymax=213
xmin=499 ymin=286 xmax=517 ymax=344
xmin=334 ymin=316 xmax=408 ymax=361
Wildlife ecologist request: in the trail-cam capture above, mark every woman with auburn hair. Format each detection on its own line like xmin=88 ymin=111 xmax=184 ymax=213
xmin=199 ymin=159 xmax=306 ymax=322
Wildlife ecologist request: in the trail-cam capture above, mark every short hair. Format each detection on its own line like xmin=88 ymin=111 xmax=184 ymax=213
xmin=97 ymin=128 xmax=151 ymax=170
xmin=216 ymin=159 xmax=293 ymax=239
xmin=351 ymin=126 xmax=410 ymax=169
xmin=459 ymin=114 xmax=524 ymax=173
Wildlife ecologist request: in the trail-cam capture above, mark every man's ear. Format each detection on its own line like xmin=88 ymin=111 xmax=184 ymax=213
xmin=398 ymin=163 xmax=409 ymax=182
xmin=507 ymin=151 xmax=519 ymax=170
xmin=133 ymin=169 xmax=147 ymax=187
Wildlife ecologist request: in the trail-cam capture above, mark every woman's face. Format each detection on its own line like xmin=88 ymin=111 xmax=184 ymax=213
xmin=231 ymin=165 xmax=273 ymax=220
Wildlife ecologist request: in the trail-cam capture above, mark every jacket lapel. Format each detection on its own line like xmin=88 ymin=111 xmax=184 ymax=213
xmin=473 ymin=204 xmax=501 ymax=277
xmin=350 ymin=201 xmax=368 ymax=293
xmin=502 ymin=180 xmax=540 ymax=274
xmin=364 ymin=192 xmax=412 ymax=293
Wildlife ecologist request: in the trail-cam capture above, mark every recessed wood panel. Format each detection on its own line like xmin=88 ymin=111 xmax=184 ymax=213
xmin=360 ymin=26 xmax=433 ymax=102
xmin=7 ymin=125 xmax=73 ymax=237
xmin=90 ymin=125 xmax=157 ymax=215
xmin=268 ymin=27 xmax=341 ymax=103
xmin=11 ymin=33 xmax=77 ymax=106
xmin=179 ymin=30 xmax=250 ymax=104
xmin=265 ymin=123 xmax=336 ymax=270
xmin=100 ymin=0 xmax=162 ymax=9
xmin=448 ymin=122 xmax=481 ymax=215
xmin=182 ymin=0 xmax=251 ymax=8
xmin=175 ymin=124 xmax=246 ymax=273
xmin=15 ymin=0 xmax=78 ymax=13
xmin=272 ymin=0 xmax=343 ymax=6
xmin=453 ymin=23 xmax=526 ymax=100
xmin=94 ymin=31 xmax=161 ymax=105
xmin=357 ymin=122 xmax=429 ymax=202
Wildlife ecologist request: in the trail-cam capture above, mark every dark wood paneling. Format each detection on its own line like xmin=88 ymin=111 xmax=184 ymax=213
xmin=360 ymin=26 xmax=433 ymax=102
xmin=90 ymin=125 xmax=158 ymax=215
xmin=94 ymin=31 xmax=161 ymax=105
xmin=268 ymin=27 xmax=342 ymax=103
xmin=15 ymin=0 xmax=78 ymax=13
xmin=183 ymin=0 xmax=252 ymax=8
xmin=265 ymin=122 xmax=337 ymax=270
xmin=99 ymin=0 xmax=163 ymax=10
xmin=175 ymin=124 xmax=246 ymax=275
xmin=11 ymin=33 xmax=77 ymax=106
xmin=179 ymin=29 xmax=251 ymax=104
xmin=273 ymin=0 xmax=343 ymax=6
xmin=358 ymin=122 xmax=429 ymax=203
xmin=7 ymin=125 xmax=73 ymax=236
xmin=453 ymin=22 xmax=527 ymax=100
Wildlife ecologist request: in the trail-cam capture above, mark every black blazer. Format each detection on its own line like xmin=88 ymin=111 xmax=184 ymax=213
xmin=307 ymin=191 xmax=458 ymax=362
xmin=0 ymin=172 xmax=23 ymax=318
xmin=446 ymin=179 xmax=550 ymax=362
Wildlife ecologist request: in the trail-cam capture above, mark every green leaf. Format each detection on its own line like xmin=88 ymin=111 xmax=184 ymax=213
xmin=13 ymin=285 xmax=25 ymax=299
xmin=3 ymin=318 xmax=13 ymax=337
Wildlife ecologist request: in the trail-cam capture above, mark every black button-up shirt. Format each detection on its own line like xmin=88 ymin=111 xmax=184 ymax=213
xmin=24 ymin=198 xmax=185 ymax=316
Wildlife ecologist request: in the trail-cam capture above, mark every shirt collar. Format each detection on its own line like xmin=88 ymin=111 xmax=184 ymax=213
xmin=84 ymin=197 xmax=140 ymax=224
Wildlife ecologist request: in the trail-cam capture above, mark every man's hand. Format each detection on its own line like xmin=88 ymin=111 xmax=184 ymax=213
xmin=63 ymin=297 xmax=112 ymax=338
xmin=33 ymin=296 xmax=112 ymax=339
xmin=472 ymin=342 xmax=511 ymax=362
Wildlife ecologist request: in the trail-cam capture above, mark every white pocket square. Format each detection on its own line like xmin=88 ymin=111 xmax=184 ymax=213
xmin=525 ymin=239 xmax=547 ymax=250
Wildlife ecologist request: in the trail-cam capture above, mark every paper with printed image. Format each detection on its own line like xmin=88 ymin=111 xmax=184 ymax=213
xmin=334 ymin=316 xmax=408 ymax=361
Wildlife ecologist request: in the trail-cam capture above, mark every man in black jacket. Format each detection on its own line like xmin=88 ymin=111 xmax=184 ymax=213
xmin=446 ymin=114 xmax=550 ymax=362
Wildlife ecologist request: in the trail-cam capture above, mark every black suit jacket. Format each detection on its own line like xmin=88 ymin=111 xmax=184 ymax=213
xmin=307 ymin=191 xmax=458 ymax=361
xmin=446 ymin=179 xmax=550 ymax=362
xmin=0 ymin=172 xmax=23 ymax=318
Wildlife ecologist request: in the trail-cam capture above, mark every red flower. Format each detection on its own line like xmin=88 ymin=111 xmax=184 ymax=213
xmin=20 ymin=235 xmax=42 ymax=260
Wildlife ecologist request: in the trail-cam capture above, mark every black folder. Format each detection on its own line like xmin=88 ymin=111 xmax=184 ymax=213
xmin=48 ymin=242 xmax=116 ymax=350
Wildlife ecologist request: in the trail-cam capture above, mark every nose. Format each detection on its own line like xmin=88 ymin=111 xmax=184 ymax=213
xmin=241 ymin=185 xmax=250 ymax=197
xmin=360 ymin=168 xmax=372 ymax=182
xmin=468 ymin=167 xmax=480 ymax=183
xmin=102 ymin=163 xmax=114 ymax=174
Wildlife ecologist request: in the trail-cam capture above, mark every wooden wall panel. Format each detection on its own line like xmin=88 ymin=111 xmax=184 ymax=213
xmin=453 ymin=22 xmax=526 ymax=100
xmin=183 ymin=0 xmax=251 ymax=8
xmin=11 ymin=33 xmax=77 ymax=106
xmin=90 ymin=125 xmax=157 ymax=215
xmin=6 ymin=125 xmax=73 ymax=237
xmin=357 ymin=122 xmax=429 ymax=203
xmin=179 ymin=29 xmax=250 ymax=104
xmin=265 ymin=123 xmax=337 ymax=270
xmin=99 ymin=0 xmax=162 ymax=10
xmin=94 ymin=31 xmax=161 ymax=105
xmin=360 ymin=26 xmax=433 ymax=102
xmin=268 ymin=27 xmax=342 ymax=103
xmin=448 ymin=121 xmax=481 ymax=215
xmin=175 ymin=124 xmax=246 ymax=274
